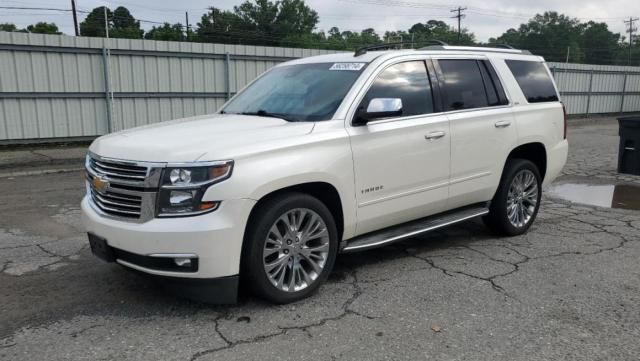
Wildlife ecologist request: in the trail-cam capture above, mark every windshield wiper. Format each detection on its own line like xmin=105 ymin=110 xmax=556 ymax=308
xmin=241 ymin=110 xmax=298 ymax=122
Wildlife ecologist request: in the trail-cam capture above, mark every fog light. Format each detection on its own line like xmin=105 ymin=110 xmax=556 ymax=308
xmin=174 ymin=258 xmax=192 ymax=267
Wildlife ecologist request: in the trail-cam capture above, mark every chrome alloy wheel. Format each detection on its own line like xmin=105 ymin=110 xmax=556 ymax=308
xmin=506 ymin=169 xmax=539 ymax=228
xmin=262 ymin=208 xmax=330 ymax=292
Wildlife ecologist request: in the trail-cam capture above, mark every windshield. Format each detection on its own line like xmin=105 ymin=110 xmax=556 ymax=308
xmin=222 ymin=62 xmax=366 ymax=122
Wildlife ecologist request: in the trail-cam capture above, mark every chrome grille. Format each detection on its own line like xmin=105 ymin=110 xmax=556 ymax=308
xmin=90 ymin=188 xmax=142 ymax=218
xmin=86 ymin=153 xmax=163 ymax=222
xmin=88 ymin=157 xmax=148 ymax=186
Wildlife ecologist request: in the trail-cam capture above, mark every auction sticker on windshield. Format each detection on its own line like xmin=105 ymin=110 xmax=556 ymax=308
xmin=330 ymin=63 xmax=366 ymax=71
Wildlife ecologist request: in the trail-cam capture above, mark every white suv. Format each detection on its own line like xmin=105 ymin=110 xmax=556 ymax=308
xmin=82 ymin=45 xmax=568 ymax=304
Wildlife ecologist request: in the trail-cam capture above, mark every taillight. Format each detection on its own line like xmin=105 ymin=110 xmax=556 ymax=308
xmin=562 ymin=102 xmax=568 ymax=139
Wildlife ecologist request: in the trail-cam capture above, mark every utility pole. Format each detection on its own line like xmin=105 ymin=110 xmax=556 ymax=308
xmin=625 ymin=17 xmax=638 ymax=65
xmin=71 ymin=0 xmax=79 ymax=36
xmin=185 ymin=12 xmax=190 ymax=40
xmin=104 ymin=6 xmax=109 ymax=38
xmin=450 ymin=6 xmax=467 ymax=44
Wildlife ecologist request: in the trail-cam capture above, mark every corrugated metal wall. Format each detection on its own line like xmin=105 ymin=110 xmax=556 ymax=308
xmin=1 ymin=33 xmax=639 ymax=142
xmin=548 ymin=62 xmax=640 ymax=115
xmin=0 ymin=32 xmax=334 ymax=142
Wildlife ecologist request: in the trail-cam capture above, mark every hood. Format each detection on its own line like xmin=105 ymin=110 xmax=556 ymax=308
xmin=90 ymin=114 xmax=315 ymax=162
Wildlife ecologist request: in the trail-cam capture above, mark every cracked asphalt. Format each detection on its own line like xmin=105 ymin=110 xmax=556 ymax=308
xmin=1 ymin=118 xmax=639 ymax=361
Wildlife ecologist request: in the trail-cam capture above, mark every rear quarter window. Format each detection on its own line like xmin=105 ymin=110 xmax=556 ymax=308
xmin=505 ymin=60 xmax=559 ymax=103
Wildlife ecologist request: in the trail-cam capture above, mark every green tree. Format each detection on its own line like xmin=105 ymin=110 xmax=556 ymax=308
xmin=26 ymin=22 xmax=61 ymax=34
xmin=110 ymin=6 xmax=143 ymax=39
xmin=580 ymin=21 xmax=621 ymax=64
xmin=196 ymin=7 xmax=247 ymax=43
xmin=145 ymin=23 xmax=185 ymax=41
xmin=196 ymin=0 xmax=319 ymax=46
xmin=80 ymin=6 xmax=112 ymax=37
xmin=492 ymin=12 xmax=585 ymax=62
xmin=80 ymin=6 xmax=143 ymax=39
xmin=0 ymin=23 xmax=18 ymax=32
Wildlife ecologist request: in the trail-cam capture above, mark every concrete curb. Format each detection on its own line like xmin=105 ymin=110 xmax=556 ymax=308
xmin=0 ymin=158 xmax=85 ymax=171
xmin=0 ymin=166 xmax=84 ymax=179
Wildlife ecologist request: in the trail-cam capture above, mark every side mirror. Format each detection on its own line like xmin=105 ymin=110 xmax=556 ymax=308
xmin=354 ymin=98 xmax=403 ymax=125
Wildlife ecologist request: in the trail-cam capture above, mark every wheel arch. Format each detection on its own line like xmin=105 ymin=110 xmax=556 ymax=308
xmin=503 ymin=142 xmax=547 ymax=182
xmin=241 ymin=181 xmax=345 ymax=254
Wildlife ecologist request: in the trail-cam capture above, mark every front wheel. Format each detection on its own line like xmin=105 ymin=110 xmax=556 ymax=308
xmin=243 ymin=192 xmax=338 ymax=304
xmin=484 ymin=159 xmax=542 ymax=236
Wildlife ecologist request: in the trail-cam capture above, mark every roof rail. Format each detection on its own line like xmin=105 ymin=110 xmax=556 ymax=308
xmin=491 ymin=43 xmax=516 ymax=49
xmin=354 ymin=39 xmax=448 ymax=57
xmin=419 ymin=44 xmax=532 ymax=55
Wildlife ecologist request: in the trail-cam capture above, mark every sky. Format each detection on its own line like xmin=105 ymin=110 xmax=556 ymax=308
xmin=1 ymin=0 xmax=636 ymax=42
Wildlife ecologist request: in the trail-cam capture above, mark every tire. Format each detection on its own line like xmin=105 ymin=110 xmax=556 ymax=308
xmin=243 ymin=192 xmax=339 ymax=304
xmin=484 ymin=159 xmax=542 ymax=236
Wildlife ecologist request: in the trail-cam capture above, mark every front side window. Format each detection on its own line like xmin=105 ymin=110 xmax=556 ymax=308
xmin=222 ymin=63 xmax=365 ymax=122
xmin=359 ymin=61 xmax=434 ymax=117
xmin=505 ymin=60 xmax=559 ymax=103
xmin=438 ymin=59 xmax=489 ymax=111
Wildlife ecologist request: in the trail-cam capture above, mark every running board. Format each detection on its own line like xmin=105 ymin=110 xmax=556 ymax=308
xmin=341 ymin=204 xmax=489 ymax=253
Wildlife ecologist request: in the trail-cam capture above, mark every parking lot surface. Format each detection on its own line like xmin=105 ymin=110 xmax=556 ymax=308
xmin=1 ymin=118 xmax=639 ymax=361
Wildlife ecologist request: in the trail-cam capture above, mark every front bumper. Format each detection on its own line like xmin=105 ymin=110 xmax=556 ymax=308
xmin=81 ymin=196 xmax=256 ymax=279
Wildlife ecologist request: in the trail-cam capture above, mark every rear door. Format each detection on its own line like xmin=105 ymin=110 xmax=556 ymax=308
xmin=433 ymin=58 xmax=518 ymax=209
xmin=347 ymin=59 xmax=450 ymax=235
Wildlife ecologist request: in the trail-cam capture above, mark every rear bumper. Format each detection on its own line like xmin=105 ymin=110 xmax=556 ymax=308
xmin=81 ymin=196 xmax=256 ymax=279
xmin=543 ymin=139 xmax=569 ymax=187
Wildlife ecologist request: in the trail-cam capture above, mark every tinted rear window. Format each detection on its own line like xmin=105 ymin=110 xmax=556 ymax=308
xmin=438 ymin=59 xmax=489 ymax=111
xmin=505 ymin=60 xmax=559 ymax=103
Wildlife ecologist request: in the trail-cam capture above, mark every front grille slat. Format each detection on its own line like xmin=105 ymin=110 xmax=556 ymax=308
xmin=87 ymin=155 xmax=153 ymax=220
xmin=92 ymin=160 xmax=147 ymax=175
xmin=92 ymin=191 xmax=142 ymax=210
xmin=91 ymin=163 xmax=147 ymax=180
xmin=100 ymin=191 xmax=141 ymax=204
xmin=93 ymin=200 xmax=142 ymax=217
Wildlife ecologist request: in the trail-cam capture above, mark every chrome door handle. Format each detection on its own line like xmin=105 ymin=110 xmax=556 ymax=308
xmin=425 ymin=131 xmax=446 ymax=140
xmin=494 ymin=120 xmax=512 ymax=128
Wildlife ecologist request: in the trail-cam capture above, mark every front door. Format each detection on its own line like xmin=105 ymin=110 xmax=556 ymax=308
xmin=347 ymin=60 xmax=451 ymax=235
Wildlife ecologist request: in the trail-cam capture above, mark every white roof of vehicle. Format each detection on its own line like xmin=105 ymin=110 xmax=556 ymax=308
xmin=284 ymin=46 xmax=544 ymax=67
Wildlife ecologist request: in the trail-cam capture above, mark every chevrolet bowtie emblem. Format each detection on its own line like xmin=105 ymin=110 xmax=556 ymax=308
xmin=92 ymin=175 xmax=110 ymax=194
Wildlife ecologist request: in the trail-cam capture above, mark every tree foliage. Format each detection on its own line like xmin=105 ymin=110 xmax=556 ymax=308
xmin=110 ymin=7 xmax=143 ymax=39
xmin=80 ymin=6 xmax=111 ymax=37
xmin=80 ymin=6 xmax=143 ymax=39
xmin=145 ymin=23 xmax=185 ymax=41
xmin=10 ymin=1 xmax=635 ymax=65
xmin=490 ymin=12 xmax=624 ymax=64
xmin=0 ymin=23 xmax=18 ymax=32
xmin=26 ymin=22 xmax=61 ymax=35
xmin=196 ymin=0 xmax=318 ymax=46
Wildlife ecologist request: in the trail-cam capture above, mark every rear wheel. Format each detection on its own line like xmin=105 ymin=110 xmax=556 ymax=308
xmin=484 ymin=159 xmax=542 ymax=236
xmin=243 ymin=192 xmax=338 ymax=304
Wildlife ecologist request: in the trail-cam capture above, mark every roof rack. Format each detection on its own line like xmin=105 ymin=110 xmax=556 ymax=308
xmin=491 ymin=43 xmax=516 ymax=49
xmin=354 ymin=40 xmax=448 ymax=57
xmin=419 ymin=44 xmax=532 ymax=55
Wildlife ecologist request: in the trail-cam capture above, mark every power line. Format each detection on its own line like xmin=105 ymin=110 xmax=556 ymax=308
xmin=450 ymin=6 xmax=467 ymax=43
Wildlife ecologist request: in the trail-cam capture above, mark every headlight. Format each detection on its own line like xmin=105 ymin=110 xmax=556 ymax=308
xmin=157 ymin=161 xmax=233 ymax=217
